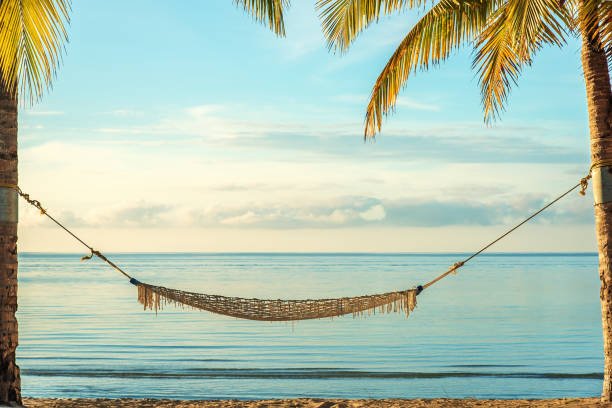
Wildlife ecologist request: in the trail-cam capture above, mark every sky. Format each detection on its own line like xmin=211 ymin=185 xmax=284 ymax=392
xmin=18 ymin=0 xmax=596 ymax=253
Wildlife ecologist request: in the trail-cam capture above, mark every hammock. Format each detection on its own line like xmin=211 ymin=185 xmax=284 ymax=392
xmin=133 ymin=279 xmax=419 ymax=321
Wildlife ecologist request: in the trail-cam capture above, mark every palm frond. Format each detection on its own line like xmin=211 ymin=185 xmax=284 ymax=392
xmin=364 ymin=0 xmax=501 ymax=138
xmin=508 ymin=0 xmax=567 ymax=59
xmin=577 ymin=0 xmax=611 ymax=61
xmin=472 ymin=4 xmax=523 ymax=122
xmin=600 ymin=1 xmax=612 ymax=56
xmin=0 ymin=0 xmax=70 ymax=102
xmin=560 ymin=0 xmax=580 ymax=32
xmin=473 ymin=0 xmax=567 ymax=122
xmin=235 ymin=0 xmax=289 ymax=37
xmin=316 ymin=0 xmax=430 ymax=53
xmin=601 ymin=0 xmax=612 ymax=64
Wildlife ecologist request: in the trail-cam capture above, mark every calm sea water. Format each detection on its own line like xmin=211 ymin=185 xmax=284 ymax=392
xmin=17 ymin=253 xmax=603 ymax=399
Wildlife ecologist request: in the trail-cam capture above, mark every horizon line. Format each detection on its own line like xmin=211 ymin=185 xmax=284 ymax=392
xmin=18 ymin=251 xmax=599 ymax=256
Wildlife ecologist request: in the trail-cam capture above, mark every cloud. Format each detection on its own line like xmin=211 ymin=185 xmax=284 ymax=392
xmin=220 ymin=210 xmax=260 ymax=226
xmin=333 ymin=94 xmax=440 ymax=112
xmin=185 ymin=105 xmax=225 ymax=117
xmin=24 ymin=110 xmax=64 ymax=116
xmin=359 ymin=204 xmax=386 ymax=221
xmin=279 ymin=36 xmax=323 ymax=60
xmin=23 ymin=194 xmax=592 ymax=230
xmin=107 ymin=109 xmax=144 ymax=117
xmin=97 ymin=203 xmax=173 ymax=227
xmin=210 ymin=183 xmax=278 ymax=192
xmin=42 ymin=102 xmax=583 ymax=168
xmin=21 ymin=202 xmax=174 ymax=229
xmin=221 ymin=130 xmax=583 ymax=165
xmin=93 ymin=104 xmax=273 ymax=141
xmin=395 ymin=96 xmax=440 ymax=111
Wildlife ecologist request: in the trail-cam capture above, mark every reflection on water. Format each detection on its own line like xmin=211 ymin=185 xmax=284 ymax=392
xmin=17 ymin=253 xmax=602 ymax=399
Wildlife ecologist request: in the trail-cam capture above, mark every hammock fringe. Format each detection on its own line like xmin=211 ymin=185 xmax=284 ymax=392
xmin=136 ymin=283 xmax=418 ymax=321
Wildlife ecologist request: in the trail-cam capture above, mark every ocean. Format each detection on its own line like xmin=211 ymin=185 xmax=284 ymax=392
xmin=17 ymin=252 xmax=603 ymax=400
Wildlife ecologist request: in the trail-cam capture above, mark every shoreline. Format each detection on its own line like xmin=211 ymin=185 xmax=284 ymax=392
xmin=21 ymin=398 xmax=607 ymax=407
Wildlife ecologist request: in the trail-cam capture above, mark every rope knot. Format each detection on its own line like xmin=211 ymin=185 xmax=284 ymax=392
xmin=81 ymin=249 xmax=94 ymax=261
xmin=82 ymin=249 xmax=104 ymax=262
xmin=35 ymin=201 xmax=47 ymax=215
xmin=582 ymin=159 xmax=612 ymax=196
xmin=451 ymin=261 xmax=465 ymax=275
xmin=15 ymin=188 xmax=47 ymax=214
xmin=579 ymin=174 xmax=591 ymax=196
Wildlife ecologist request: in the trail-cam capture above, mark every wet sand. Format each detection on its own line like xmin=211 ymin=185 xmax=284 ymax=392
xmin=22 ymin=398 xmax=606 ymax=407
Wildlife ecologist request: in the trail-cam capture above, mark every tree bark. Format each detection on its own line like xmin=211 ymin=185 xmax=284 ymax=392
xmin=0 ymin=85 xmax=20 ymax=405
xmin=582 ymin=27 xmax=612 ymax=402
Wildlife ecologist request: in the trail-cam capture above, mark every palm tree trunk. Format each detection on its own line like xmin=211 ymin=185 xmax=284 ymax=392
xmin=582 ymin=30 xmax=612 ymax=401
xmin=0 ymin=85 xmax=20 ymax=405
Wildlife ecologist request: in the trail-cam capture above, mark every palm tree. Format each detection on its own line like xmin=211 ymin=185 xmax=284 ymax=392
xmin=316 ymin=0 xmax=612 ymax=401
xmin=0 ymin=0 xmax=287 ymax=404
xmin=0 ymin=1 xmax=71 ymax=403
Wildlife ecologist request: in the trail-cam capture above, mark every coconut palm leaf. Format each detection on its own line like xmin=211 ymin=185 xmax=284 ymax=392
xmin=317 ymin=0 xmax=430 ymax=52
xmin=599 ymin=0 xmax=612 ymax=52
xmin=235 ymin=0 xmax=289 ymax=37
xmin=473 ymin=0 xmax=567 ymax=121
xmin=363 ymin=0 xmax=500 ymax=138
xmin=0 ymin=0 xmax=70 ymax=102
xmin=576 ymin=0 xmax=611 ymax=59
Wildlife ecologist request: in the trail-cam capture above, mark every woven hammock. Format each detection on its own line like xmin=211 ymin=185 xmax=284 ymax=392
xmin=133 ymin=280 xmax=418 ymax=321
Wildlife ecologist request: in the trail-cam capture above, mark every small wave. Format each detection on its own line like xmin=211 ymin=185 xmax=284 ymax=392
xmin=21 ymin=368 xmax=603 ymax=380
xmin=445 ymin=364 xmax=527 ymax=368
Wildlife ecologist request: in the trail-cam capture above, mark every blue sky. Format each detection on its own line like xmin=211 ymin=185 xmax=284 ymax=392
xmin=19 ymin=0 xmax=596 ymax=252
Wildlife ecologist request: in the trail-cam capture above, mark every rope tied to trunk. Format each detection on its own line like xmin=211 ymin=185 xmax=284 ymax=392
xmin=579 ymin=158 xmax=612 ymax=195
xmin=8 ymin=168 xmax=595 ymax=321
xmin=13 ymin=186 xmax=47 ymax=214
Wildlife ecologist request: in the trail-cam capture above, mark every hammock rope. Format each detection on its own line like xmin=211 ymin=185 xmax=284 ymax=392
xmin=10 ymin=167 xmax=598 ymax=321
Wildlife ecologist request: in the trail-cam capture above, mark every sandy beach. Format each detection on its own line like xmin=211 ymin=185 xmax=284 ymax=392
xmin=21 ymin=398 xmax=607 ymax=407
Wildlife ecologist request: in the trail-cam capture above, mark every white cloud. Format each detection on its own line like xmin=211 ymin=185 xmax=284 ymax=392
xmin=332 ymin=94 xmax=440 ymax=112
xmin=108 ymin=109 xmax=144 ymax=117
xmin=220 ymin=210 xmax=259 ymax=226
xmin=93 ymin=104 xmax=273 ymax=141
xmin=22 ymin=192 xmax=591 ymax=231
xmin=185 ymin=105 xmax=225 ymax=117
xmin=360 ymin=204 xmax=386 ymax=221
xmin=395 ymin=96 xmax=440 ymax=112
xmin=24 ymin=110 xmax=64 ymax=116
